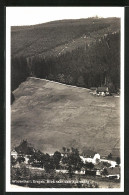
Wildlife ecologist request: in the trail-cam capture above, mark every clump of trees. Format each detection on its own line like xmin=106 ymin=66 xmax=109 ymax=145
xmin=15 ymin=139 xmax=35 ymax=155
xmin=11 ymin=163 xmax=31 ymax=180
xmin=61 ymin=147 xmax=84 ymax=178
xmin=12 ymin=140 xmax=62 ymax=173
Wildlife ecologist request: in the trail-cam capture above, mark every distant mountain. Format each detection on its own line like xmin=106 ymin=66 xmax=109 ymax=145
xmin=11 ymin=17 xmax=120 ymax=58
xmin=11 ymin=18 xmax=120 ymax=92
xmin=11 ymin=77 xmax=120 ymax=157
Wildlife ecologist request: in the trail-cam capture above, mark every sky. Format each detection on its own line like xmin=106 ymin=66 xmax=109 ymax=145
xmin=6 ymin=7 xmax=124 ymax=26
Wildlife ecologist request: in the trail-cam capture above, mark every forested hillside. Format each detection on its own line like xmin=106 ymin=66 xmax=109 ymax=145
xmin=11 ymin=17 xmax=120 ymax=91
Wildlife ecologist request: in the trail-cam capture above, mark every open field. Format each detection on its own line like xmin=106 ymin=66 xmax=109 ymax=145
xmin=11 ymin=77 xmax=120 ymax=157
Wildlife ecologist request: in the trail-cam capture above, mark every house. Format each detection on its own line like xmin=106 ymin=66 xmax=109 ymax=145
xmin=11 ymin=149 xmax=18 ymax=159
xmin=100 ymin=159 xmax=117 ymax=167
xmin=94 ymin=161 xmax=106 ymax=170
xmin=90 ymin=87 xmax=97 ymax=95
xmin=80 ymin=153 xmax=100 ymax=165
xmin=80 ymin=156 xmax=93 ymax=164
xmin=75 ymin=168 xmax=85 ymax=175
xmin=24 ymin=155 xmax=30 ymax=164
xmin=90 ymin=87 xmax=97 ymax=91
xmin=85 ymin=169 xmax=96 ymax=176
xmin=96 ymin=170 xmax=101 ymax=176
xmin=106 ymin=167 xmax=120 ymax=179
xmin=92 ymin=153 xmax=100 ymax=164
xmin=97 ymin=87 xmax=110 ymax=96
xmin=56 ymin=169 xmax=68 ymax=174
xmin=94 ymin=161 xmax=109 ymax=176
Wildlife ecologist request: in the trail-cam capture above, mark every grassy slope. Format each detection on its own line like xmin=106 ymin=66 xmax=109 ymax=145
xmin=11 ymin=77 xmax=120 ymax=156
xmin=11 ymin=18 xmax=120 ymax=58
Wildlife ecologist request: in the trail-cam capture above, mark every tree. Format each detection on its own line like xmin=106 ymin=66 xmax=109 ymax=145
xmin=62 ymin=147 xmax=66 ymax=155
xmin=66 ymin=148 xmax=70 ymax=153
xmin=66 ymin=75 xmax=74 ymax=85
xmin=77 ymin=76 xmax=85 ymax=87
xmin=53 ymin=151 xmax=61 ymax=169
xmin=107 ymin=153 xmax=112 ymax=160
xmin=102 ymin=168 xmax=108 ymax=176
xmin=66 ymin=148 xmax=83 ymax=178
xmin=67 ymin=164 xmax=74 ymax=178
xmin=44 ymin=154 xmax=55 ymax=173
xmin=15 ymin=140 xmax=35 ymax=155
xmin=85 ymin=162 xmax=94 ymax=170
xmin=108 ymin=82 xmax=116 ymax=93
xmin=116 ymin=157 xmax=120 ymax=165
xmin=28 ymin=150 xmax=45 ymax=168
xmin=11 ymin=156 xmax=17 ymax=166
xmin=48 ymin=73 xmax=55 ymax=81
xmin=16 ymin=156 xmax=25 ymax=164
xmin=17 ymin=163 xmax=31 ymax=179
xmin=11 ymin=56 xmax=29 ymax=91
xmin=57 ymin=74 xmax=65 ymax=83
xmin=28 ymin=155 xmax=35 ymax=165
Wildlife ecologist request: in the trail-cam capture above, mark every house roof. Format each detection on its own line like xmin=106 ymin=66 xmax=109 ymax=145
xmin=106 ymin=167 xmax=120 ymax=175
xmin=97 ymin=87 xmax=108 ymax=92
xmin=11 ymin=149 xmax=18 ymax=154
xmin=94 ymin=162 xmax=107 ymax=170
xmin=90 ymin=87 xmax=97 ymax=90
xmin=94 ymin=163 xmax=104 ymax=170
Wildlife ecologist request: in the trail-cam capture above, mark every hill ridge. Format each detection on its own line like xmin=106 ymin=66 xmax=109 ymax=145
xmin=25 ymin=77 xmax=90 ymax=90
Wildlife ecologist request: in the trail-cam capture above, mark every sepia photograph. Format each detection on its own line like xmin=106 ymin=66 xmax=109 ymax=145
xmin=6 ymin=7 xmax=124 ymax=192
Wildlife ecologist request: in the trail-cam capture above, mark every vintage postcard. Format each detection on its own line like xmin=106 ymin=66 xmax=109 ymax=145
xmin=6 ymin=7 xmax=124 ymax=192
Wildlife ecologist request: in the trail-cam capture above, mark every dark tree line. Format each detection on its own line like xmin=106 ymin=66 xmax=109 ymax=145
xmin=11 ymin=32 xmax=120 ymax=92
xmin=11 ymin=56 xmax=29 ymax=91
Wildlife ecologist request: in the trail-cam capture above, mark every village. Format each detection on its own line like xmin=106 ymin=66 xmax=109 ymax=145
xmin=11 ymin=140 xmax=120 ymax=182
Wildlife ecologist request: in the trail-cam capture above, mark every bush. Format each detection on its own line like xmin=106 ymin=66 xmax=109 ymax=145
xmin=11 ymin=163 xmax=31 ymax=181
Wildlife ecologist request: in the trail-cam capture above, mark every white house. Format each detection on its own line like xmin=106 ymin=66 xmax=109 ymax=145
xmin=80 ymin=153 xmax=100 ymax=165
xmin=92 ymin=153 xmax=100 ymax=164
xmin=100 ymin=159 xmax=117 ymax=167
xmin=24 ymin=155 xmax=30 ymax=164
xmin=11 ymin=149 xmax=18 ymax=159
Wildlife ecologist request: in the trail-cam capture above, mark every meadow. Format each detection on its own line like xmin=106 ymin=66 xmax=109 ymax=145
xmin=11 ymin=78 xmax=120 ymax=157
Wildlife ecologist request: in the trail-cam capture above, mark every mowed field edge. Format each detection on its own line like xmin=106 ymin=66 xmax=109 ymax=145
xmin=11 ymin=77 xmax=120 ymax=156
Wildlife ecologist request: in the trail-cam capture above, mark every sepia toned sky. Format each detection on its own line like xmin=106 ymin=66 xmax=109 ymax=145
xmin=6 ymin=7 xmax=124 ymax=26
